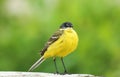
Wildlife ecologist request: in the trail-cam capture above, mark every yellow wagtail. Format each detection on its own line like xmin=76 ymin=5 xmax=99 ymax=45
xmin=28 ymin=22 xmax=79 ymax=73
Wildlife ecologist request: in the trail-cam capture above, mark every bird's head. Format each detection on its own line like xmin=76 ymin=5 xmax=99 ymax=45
xmin=60 ymin=22 xmax=73 ymax=29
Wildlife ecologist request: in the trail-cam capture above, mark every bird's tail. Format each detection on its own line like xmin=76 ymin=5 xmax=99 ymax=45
xmin=28 ymin=56 xmax=45 ymax=72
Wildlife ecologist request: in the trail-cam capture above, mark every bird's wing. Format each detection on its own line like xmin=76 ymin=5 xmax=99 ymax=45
xmin=40 ymin=29 xmax=64 ymax=56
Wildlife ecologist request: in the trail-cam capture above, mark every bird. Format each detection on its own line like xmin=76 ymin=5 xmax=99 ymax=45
xmin=28 ymin=22 xmax=79 ymax=74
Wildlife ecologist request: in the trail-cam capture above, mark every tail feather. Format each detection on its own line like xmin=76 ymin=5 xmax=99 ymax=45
xmin=28 ymin=56 xmax=45 ymax=71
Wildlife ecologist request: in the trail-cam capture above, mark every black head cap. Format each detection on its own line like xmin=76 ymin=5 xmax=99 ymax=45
xmin=60 ymin=22 xmax=73 ymax=29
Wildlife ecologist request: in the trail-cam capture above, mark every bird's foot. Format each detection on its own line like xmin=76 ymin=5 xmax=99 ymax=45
xmin=54 ymin=71 xmax=59 ymax=74
xmin=60 ymin=71 xmax=69 ymax=75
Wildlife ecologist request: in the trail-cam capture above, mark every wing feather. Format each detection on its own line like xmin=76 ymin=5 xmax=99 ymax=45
xmin=40 ymin=29 xmax=64 ymax=56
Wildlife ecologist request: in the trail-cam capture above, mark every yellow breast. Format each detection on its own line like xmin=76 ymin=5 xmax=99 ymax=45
xmin=43 ymin=28 xmax=79 ymax=58
xmin=57 ymin=28 xmax=79 ymax=57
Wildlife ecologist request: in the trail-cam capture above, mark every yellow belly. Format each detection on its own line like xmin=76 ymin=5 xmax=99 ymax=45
xmin=43 ymin=28 xmax=78 ymax=58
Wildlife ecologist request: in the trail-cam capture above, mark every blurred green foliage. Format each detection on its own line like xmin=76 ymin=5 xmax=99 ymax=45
xmin=0 ymin=0 xmax=120 ymax=77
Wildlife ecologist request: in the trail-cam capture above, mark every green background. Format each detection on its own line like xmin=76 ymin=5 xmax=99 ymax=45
xmin=0 ymin=0 xmax=120 ymax=77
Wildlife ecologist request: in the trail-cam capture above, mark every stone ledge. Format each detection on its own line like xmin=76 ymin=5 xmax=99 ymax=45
xmin=0 ymin=71 xmax=102 ymax=77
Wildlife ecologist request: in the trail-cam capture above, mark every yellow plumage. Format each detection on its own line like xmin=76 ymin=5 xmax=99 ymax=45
xmin=43 ymin=28 xmax=78 ymax=58
xmin=28 ymin=22 xmax=79 ymax=73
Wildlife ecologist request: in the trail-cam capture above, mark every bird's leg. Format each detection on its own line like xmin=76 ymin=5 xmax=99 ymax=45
xmin=61 ymin=57 xmax=68 ymax=74
xmin=53 ymin=58 xmax=59 ymax=74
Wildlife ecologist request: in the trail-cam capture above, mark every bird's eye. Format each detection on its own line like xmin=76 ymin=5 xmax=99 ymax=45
xmin=66 ymin=23 xmax=69 ymax=27
xmin=66 ymin=23 xmax=72 ymax=27
xmin=60 ymin=22 xmax=73 ymax=29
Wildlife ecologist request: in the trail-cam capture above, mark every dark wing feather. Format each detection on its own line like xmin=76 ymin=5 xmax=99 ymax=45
xmin=40 ymin=29 xmax=64 ymax=56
